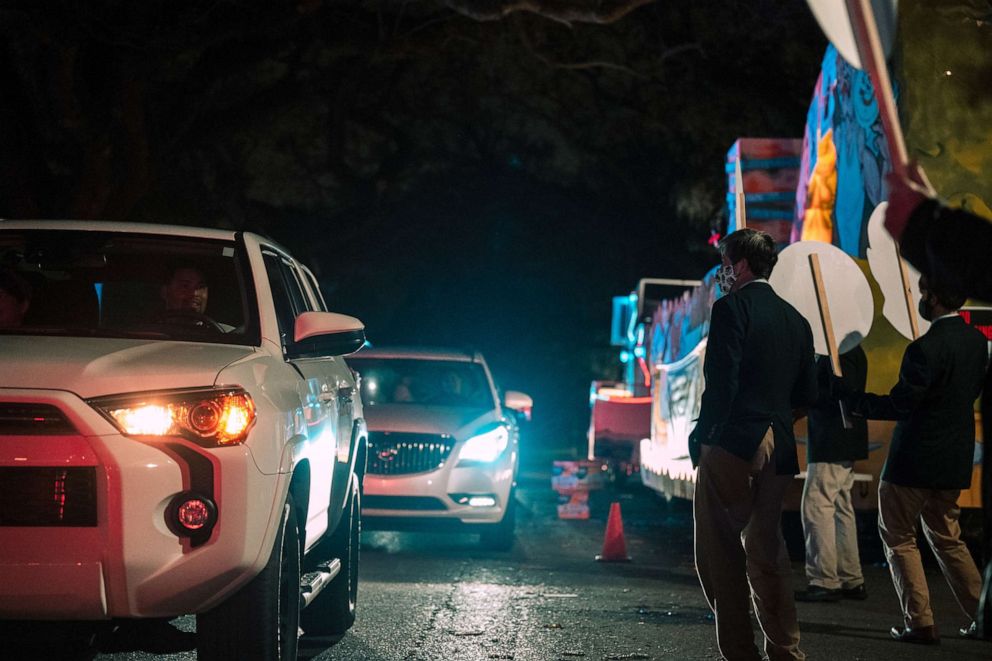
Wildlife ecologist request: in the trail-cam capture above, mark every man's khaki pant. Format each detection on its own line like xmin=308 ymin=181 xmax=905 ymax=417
xmin=878 ymin=480 xmax=982 ymax=629
xmin=801 ymin=461 xmax=864 ymax=590
xmin=694 ymin=429 xmax=804 ymax=661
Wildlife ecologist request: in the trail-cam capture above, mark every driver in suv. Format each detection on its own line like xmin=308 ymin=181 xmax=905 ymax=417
xmin=158 ymin=263 xmax=234 ymax=332
xmin=162 ymin=263 xmax=209 ymax=314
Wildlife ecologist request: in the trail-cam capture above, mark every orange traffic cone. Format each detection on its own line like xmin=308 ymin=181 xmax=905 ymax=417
xmin=595 ymin=501 xmax=632 ymax=562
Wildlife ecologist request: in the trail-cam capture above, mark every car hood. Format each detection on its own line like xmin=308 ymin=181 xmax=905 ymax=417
xmin=362 ymin=404 xmax=497 ymax=439
xmin=0 ymin=335 xmax=255 ymax=399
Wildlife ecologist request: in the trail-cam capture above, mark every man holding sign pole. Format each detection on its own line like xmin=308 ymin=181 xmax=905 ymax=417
xmin=795 ymin=345 xmax=869 ymax=603
xmin=841 ymin=274 xmax=987 ymax=644
xmin=691 ymin=229 xmax=818 ymax=661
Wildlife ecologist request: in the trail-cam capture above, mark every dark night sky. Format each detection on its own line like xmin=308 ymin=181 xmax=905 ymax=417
xmin=0 ymin=0 xmax=827 ymax=449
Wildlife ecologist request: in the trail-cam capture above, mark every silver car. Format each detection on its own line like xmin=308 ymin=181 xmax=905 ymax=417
xmin=347 ymin=347 xmax=531 ymax=549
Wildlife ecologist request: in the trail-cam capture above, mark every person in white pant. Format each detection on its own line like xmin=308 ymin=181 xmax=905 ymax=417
xmin=796 ymin=345 xmax=869 ymax=602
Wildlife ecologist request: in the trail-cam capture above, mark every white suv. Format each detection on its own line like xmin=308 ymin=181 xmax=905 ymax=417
xmin=0 ymin=220 xmax=368 ymax=660
xmin=346 ymin=347 xmax=531 ymax=550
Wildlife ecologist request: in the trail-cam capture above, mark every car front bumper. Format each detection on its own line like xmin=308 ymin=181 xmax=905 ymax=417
xmin=0 ymin=389 xmax=281 ymax=620
xmin=362 ymin=450 xmax=516 ymax=527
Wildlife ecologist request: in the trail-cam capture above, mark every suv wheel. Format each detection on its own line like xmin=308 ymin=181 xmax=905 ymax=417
xmin=479 ymin=491 xmax=516 ymax=551
xmin=302 ymin=474 xmax=360 ymax=636
xmin=197 ymin=500 xmax=301 ymax=660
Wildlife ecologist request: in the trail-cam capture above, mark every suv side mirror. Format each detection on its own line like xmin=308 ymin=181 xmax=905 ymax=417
xmin=287 ymin=311 xmax=366 ymax=359
xmin=504 ymin=390 xmax=533 ymax=421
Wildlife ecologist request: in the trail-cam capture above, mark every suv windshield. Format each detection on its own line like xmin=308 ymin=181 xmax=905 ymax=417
xmin=350 ymin=358 xmax=495 ymax=409
xmin=0 ymin=230 xmax=256 ymax=345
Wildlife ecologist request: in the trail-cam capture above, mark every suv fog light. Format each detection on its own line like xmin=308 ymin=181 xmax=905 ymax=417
xmin=167 ymin=492 xmax=217 ymax=537
xmin=450 ymin=493 xmax=497 ymax=507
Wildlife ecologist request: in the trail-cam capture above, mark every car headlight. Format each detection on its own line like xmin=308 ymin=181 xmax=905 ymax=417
xmin=89 ymin=387 xmax=256 ymax=447
xmin=458 ymin=425 xmax=509 ymax=463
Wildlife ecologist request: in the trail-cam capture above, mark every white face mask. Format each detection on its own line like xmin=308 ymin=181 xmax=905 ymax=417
xmin=716 ymin=263 xmax=738 ymax=295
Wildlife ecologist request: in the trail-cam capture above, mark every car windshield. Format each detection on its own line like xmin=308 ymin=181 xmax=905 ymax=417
xmin=0 ymin=229 xmax=256 ymax=345
xmin=349 ymin=358 xmax=495 ymax=409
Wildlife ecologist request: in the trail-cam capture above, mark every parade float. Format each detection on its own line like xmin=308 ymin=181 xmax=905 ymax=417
xmin=636 ymin=1 xmax=992 ymax=513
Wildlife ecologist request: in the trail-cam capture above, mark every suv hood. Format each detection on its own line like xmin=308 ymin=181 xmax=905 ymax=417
xmin=363 ymin=404 xmax=497 ymax=439
xmin=0 ymin=335 xmax=254 ymax=399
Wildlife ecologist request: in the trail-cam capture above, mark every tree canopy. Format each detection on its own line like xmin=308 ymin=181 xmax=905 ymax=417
xmin=0 ymin=0 xmax=827 ymax=441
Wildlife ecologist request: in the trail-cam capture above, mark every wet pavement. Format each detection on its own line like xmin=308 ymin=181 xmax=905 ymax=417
xmin=6 ymin=466 xmax=989 ymax=660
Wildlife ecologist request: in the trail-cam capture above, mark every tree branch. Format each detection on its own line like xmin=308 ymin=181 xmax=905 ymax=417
xmin=443 ymin=0 xmax=656 ymax=25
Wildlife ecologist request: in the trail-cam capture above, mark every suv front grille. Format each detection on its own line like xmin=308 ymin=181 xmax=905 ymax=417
xmin=0 ymin=403 xmax=76 ymax=435
xmin=0 ymin=467 xmax=97 ymax=526
xmin=367 ymin=432 xmax=455 ymax=476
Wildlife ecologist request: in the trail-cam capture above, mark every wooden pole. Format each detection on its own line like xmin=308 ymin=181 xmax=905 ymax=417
xmin=845 ymin=0 xmax=909 ymax=176
xmin=809 ymin=254 xmax=842 ymax=376
xmin=895 ymin=244 xmax=921 ymax=339
xmin=809 ymin=253 xmax=853 ymax=428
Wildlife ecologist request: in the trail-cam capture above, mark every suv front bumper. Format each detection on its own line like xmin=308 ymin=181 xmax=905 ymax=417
xmin=0 ymin=389 xmax=281 ymax=620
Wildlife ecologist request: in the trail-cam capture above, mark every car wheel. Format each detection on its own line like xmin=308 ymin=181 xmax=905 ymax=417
xmin=302 ymin=473 xmax=360 ymax=636
xmin=479 ymin=491 xmax=516 ymax=551
xmin=197 ymin=500 xmax=301 ymax=661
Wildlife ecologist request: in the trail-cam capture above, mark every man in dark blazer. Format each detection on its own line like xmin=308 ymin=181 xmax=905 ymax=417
xmin=847 ymin=274 xmax=987 ymax=644
xmin=884 ymin=165 xmax=992 ymax=639
xmin=691 ymin=229 xmax=818 ymax=661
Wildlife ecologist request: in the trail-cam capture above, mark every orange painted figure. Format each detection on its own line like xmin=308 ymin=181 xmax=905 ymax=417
xmin=801 ymin=129 xmax=838 ymax=243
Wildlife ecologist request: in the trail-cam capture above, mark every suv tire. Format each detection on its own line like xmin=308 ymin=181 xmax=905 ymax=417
xmin=302 ymin=474 xmax=360 ymax=636
xmin=197 ymin=500 xmax=301 ymax=661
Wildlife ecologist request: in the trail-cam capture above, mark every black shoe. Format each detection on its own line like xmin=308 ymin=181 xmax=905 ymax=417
xmin=959 ymin=622 xmax=985 ymax=640
xmin=890 ymin=625 xmax=940 ymax=645
xmin=841 ymin=584 xmax=868 ymax=600
xmin=794 ymin=585 xmax=842 ymax=602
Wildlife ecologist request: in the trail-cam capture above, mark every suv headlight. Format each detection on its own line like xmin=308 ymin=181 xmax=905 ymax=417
xmin=90 ymin=387 xmax=256 ymax=446
xmin=458 ymin=425 xmax=509 ymax=464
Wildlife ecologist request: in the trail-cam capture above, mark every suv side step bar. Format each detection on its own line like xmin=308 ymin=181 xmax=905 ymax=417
xmin=300 ymin=558 xmax=342 ymax=609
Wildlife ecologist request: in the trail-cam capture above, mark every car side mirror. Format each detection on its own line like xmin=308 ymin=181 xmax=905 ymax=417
xmin=504 ymin=390 xmax=533 ymax=421
xmin=286 ymin=311 xmax=366 ymax=359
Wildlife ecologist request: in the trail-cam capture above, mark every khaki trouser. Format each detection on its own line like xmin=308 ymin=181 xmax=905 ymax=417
xmin=878 ymin=480 xmax=982 ymax=629
xmin=801 ymin=461 xmax=864 ymax=590
xmin=694 ymin=428 xmax=805 ymax=661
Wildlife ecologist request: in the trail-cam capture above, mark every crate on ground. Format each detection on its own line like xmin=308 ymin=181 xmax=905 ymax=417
xmin=556 ymin=490 xmax=590 ymax=520
xmin=551 ymin=460 xmax=607 ymax=493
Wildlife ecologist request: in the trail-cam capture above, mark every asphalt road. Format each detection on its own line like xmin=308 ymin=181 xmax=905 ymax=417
xmin=6 ymin=469 xmax=990 ymax=660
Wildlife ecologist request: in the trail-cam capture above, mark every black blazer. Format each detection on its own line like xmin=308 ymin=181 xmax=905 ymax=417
xmin=854 ymin=315 xmax=987 ymax=489
xmin=693 ymin=281 xmax=818 ymax=475
xmin=808 ymin=346 xmax=868 ymax=463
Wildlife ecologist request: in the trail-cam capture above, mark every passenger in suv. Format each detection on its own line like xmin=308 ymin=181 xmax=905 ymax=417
xmin=347 ymin=347 xmax=532 ymax=550
xmin=0 ymin=268 xmax=30 ymax=327
xmin=0 ymin=221 xmax=368 ymax=660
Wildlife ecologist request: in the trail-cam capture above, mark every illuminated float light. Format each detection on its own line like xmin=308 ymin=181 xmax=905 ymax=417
xmin=619 ymin=350 xmax=631 ymax=364
xmin=633 ymin=345 xmax=646 ymax=358
xmin=92 ymin=388 xmax=256 ymax=446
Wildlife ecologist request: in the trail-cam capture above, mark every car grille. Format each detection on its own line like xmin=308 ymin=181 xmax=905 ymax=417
xmin=0 ymin=403 xmax=76 ymax=435
xmin=0 ymin=467 xmax=98 ymax=526
xmin=367 ymin=432 xmax=455 ymax=476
